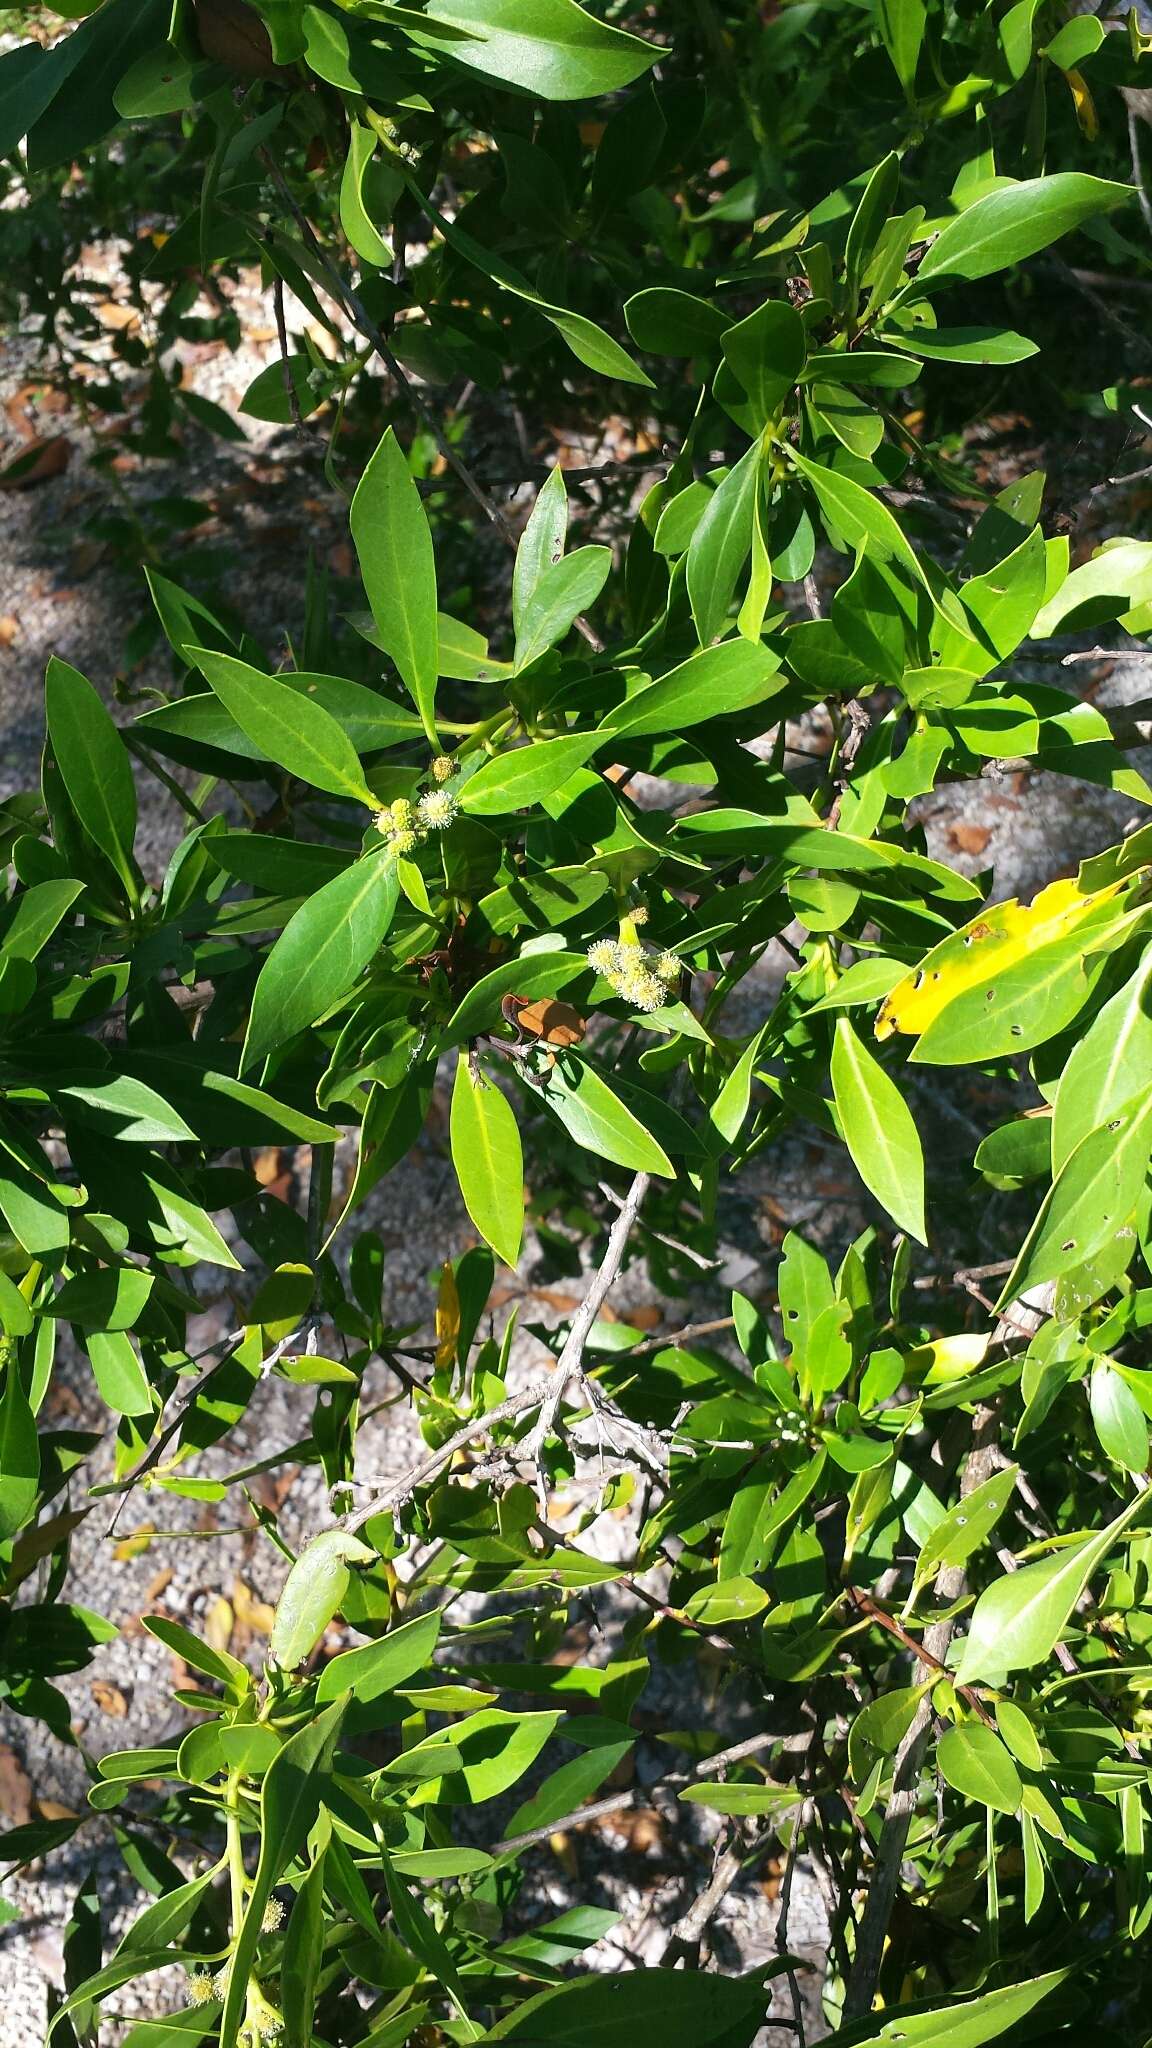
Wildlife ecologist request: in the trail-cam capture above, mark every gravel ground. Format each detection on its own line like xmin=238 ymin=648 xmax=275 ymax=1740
xmin=1 ymin=249 xmax=1151 ymax=2044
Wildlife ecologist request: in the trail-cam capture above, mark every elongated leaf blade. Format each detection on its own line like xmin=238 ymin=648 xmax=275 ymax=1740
xmin=450 ymin=1052 xmax=524 ymax=1267
xmin=190 ymin=649 xmax=375 ymax=804
xmin=831 ymin=1018 xmax=926 ymax=1243
xmin=350 ymin=428 xmax=439 ymax=747
xmin=243 ymin=848 xmax=399 ymax=1069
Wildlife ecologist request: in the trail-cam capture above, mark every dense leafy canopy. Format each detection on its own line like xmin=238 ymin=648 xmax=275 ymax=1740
xmin=3 ymin=0 xmax=1152 ymax=2043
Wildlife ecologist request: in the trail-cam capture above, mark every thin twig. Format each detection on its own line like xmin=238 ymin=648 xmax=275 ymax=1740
xmin=1046 ymin=253 xmax=1152 ymax=370
xmin=259 ymin=150 xmax=516 ymax=545
xmin=342 ymin=1170 xmax=650 ymax=1530
xmin=103 ymin=1335 xmax=247 ymax=1535
xmin=842 ymin=1405 xmax=1000 ymax=2020
xmin=1130 ymin=102 xmax=1152 ymax=241
xmin=270 ymin=265 xmax=307 ymax=437
xmin=523 ymin=1170 xmax=651 ymax=1479
xmin=260 ymin=151 xmax=606 ymax=654
xmin=493 ymin=1728 xmax=780 ymax=1855
xmin=623 ymin=1314 xmax=737 ymax=1360
xmin=660 ymin=1831 xmax=745 ymax=1965
xmin=1061 ymin=648 xmax=1152 ymax=666
xmin=775 ymin=1798 xmax=812 ymax=2047
xmin=341 ymin=1384 xmax=543 ymax=1532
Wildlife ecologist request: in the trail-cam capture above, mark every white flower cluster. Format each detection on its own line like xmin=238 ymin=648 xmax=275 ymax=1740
xmin=373 ymin=787 xmax=458 ymax=855
xmin=185 ymin=1970 xmax=216 ymax=2007
xmin=587 ymin=910 xmax=683 ymax=1014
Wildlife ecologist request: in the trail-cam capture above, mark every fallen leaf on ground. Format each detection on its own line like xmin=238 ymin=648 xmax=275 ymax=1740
xmin=0 ymin=1744 xmax=34 ymax=1827
xmin=0 ymin=437 xmax=71 ymax=490
xmin=949 ymin=822 xmax=991 ymax=856
xmin=90 ymin=1680 xmax=129 ymax=1718
xmin=203 ymin=1595 xmax=234 ymax=1654
xmin=114 ymin=1524 xmax=155 ymax=1561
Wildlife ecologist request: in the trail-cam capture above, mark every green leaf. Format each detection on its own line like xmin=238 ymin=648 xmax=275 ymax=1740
xmin=680 ymin=1781 xmax=799 ymax=1819
xmin=219 ymin=1699 xmax=347 ymax=2048
xmin=876 ymin=0 xmax=925 ymax=90
xmin=340 ymin=123 xmax=393 ymax=268
xmin=450 ymin=1052 xmax=524 ymax=1268
xmin=913 ymin=1465 xmax=1018 ymax=1586
xmin=316 ymin=1610 xmax=442 ymax=1704
xmin=995 ymin=1699 xmax=1043 ymax=1771
xmin=142 ymin=1615 xmax=250 ymax=1693
xmin=243 ymin=847 xmax=399 ymax=1069
xmin=240 ymin=355 xmax=330 ymax=424
xmin=686 ymin=444 xmax=760 ymax=646
xmin=444 ymin=950 xmax=589 ymax=1045
xmin=599 ymin=638 xmax=784 ymax=741
xmin=485 ymin=1966 xmax=772 ymax=2042
xmin=997 ymin=1088 xmax=1152 ymax=1307
xmin=1032 ymin=539 xmax=1152 ymax=637
xmin=720 ymin=301 xmax=807 ymax=423
xmin=540 ymin=1059 xmax=674 ymax=1176
xmin=953 ymin=1489 xmax=1148 ymax=1684
xmin=896 ymin=175 xmax=1133 ymax=302
xmin=1 ymin=880 xmax=83 ymax=962
xmin=1052 ymin=951 xmax=1152 ymax=1174
xmin=685 ymin=1575 xmax=770 ymax=1624
xmin=421 ymin=0 xmax=657 ymax=100
xmin=44 ymin=658 xmax=137 ymax=899
xmin=845 ymin=153 xmax=902 ymax=296
xmin=281 ymin=1823 xmax=328 ymax=2048
xmin=189 ymin=650 xmax=375 ymax=804
xmin=937 ymin=1723 xmax=1022 ymax=1813
xmin=55 ymin=1075 xmax=196 ymax=1146
xmin=480 ymin=865 xmax=610 ymax=935
xmin=504 ymin=1742 xmax=633 ymax=1841
xmin=514 ymin=547 xmax=611 ymax=670
xmin=461 ymin=736 xmax=600 ymax=815
xmin=0 ymin=1353 xmax=39 ymax=1542
xmin=0 ymin=1161 xmax=69 ymax=1258
xmin=408 ymin=1707 xmax=561 ymax=1806
xmin=178 ymin=1722 xmax=280 ymax=1785
xmin=513 ymin=467 xmax=569 ymax=640
xmin=24 ymin=0 xmax=166 ymax=171
xmin=269 ymin=1530 xmax=377 ymax=1669
xmin=1090 ymin=1363 xmax=1149 ymax=1473
xmin=624 ymin=287 xmax=730 ymax=357
xmin=710 ymin=1023 xmax=768 ymax=1146
xmin=830 ymin=1018 xmax=926 ymax=1243
xmin=0 ymin=44 xmax=67 ymax=160
xmin=113 ymin=43 xmax=196 ymax=118
xmin=427 ymin=202 xmax=651 ymax=385
xmin=790 ymin=450 xmax=926 ymax=587
xmin=86 ymin=1332 xmax=152 ymax=1418
xmin=116 ymin=1865 xmax=221 ymax=1957
xmin=0 ymin=1271 xmax=33 ymax=1338
xmin=880 ymin=325 xmax=1038 ymax=363
xmin=51 ymin=1270 xmax=155 ymax=1339
xmin=350 ymin=428 xmax=439 ymax=748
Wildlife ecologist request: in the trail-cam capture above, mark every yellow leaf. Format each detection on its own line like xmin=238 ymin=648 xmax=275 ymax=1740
xmin=1063 ymin=67 xmax=1099 ymax=141
xmin=435 ymin=1259 xmax=461 ymax=1372
xmin=114 ymin=1522 xmax=155 ymax=1561
xmin=875 ymin=873 xmax=1135 ymax=1041
xmin=203 ymin=1595 xmax=234 ymax=1655
xmin=232 ymin=1578 xmax=276 ymax=1635
xmin=906 ymin=1333 xmax=992 ymax=1383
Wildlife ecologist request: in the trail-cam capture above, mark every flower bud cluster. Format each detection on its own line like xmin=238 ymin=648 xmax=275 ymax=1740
xmin=373 ymin=785 xmax=459 ymax=854
xmin=587 ymin=910 xmax=683 ymax=1014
